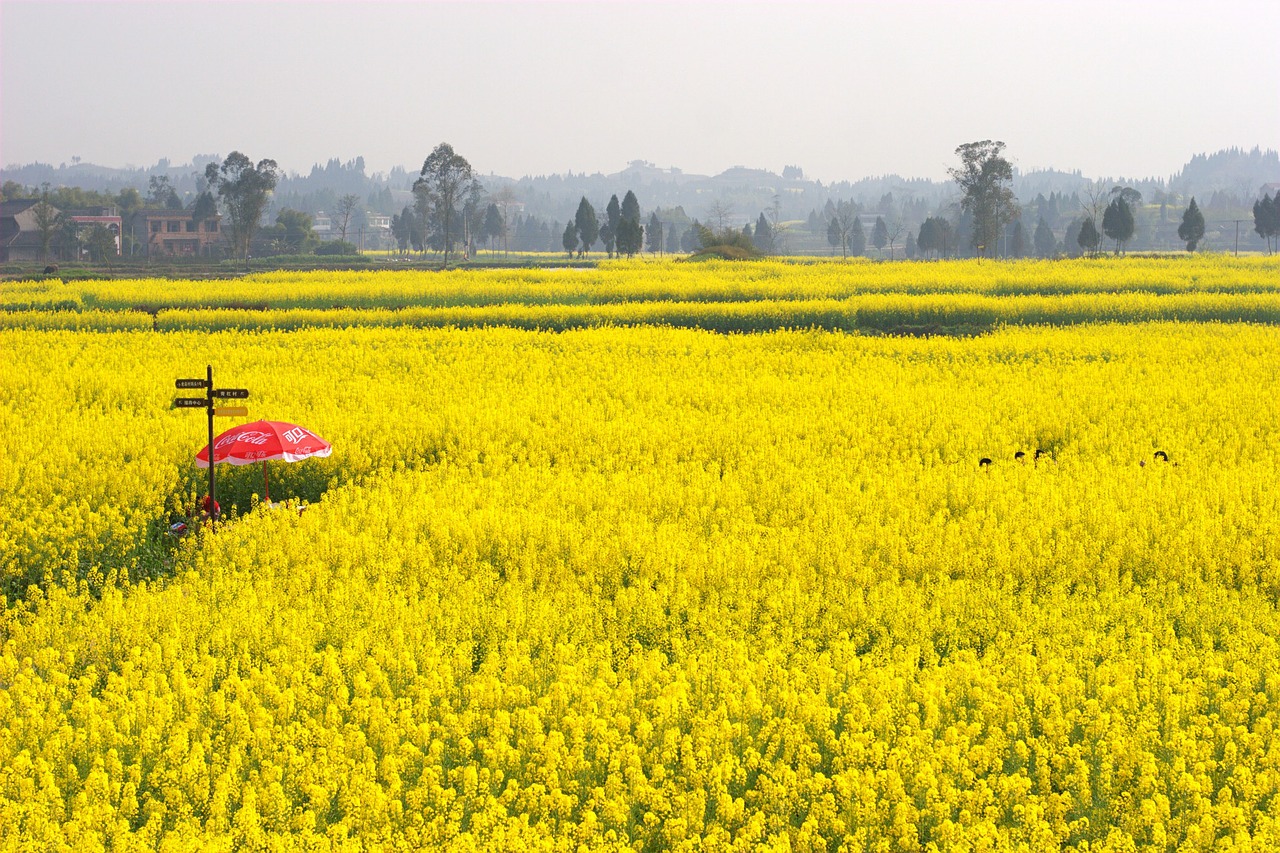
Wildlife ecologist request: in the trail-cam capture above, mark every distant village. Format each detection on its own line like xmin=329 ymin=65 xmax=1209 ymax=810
xmin=0 ymin=198 xmax=395 ymax=263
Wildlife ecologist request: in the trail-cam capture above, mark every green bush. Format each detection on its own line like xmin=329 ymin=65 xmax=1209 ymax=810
xmin=316 ymin=240 xmax=359 ymax=256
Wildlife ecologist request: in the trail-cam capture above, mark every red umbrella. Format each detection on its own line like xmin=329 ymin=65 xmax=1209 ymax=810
xmin=196 ymin=420 xmax=331 ymax=503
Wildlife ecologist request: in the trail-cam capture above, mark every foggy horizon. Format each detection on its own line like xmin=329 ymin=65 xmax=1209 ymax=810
xmin=3 ymin=1 xmax=1277 ymax=187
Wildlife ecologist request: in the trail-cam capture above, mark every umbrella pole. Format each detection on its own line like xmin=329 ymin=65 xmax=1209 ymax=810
xmin=263 ymin=461 xmax=271 ymax=504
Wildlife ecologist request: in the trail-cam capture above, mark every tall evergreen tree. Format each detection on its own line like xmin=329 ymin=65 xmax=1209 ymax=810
xmin=849 ymin=217 xmax=866 ymax=256
xmin=574 ymin=197 xmax=599 ymax=258
xmin=1033 ymin=217 xmax=1056 ymax=257
xmin=646 ymin=213 xmax=663 ymax=255
xmin=916 ymin=219 xmax=935 ymax=258
xmin=1177 ymin=198 xmax=1205 ymax=252
xmin=872 ymin=216 xmax=889 ymax=255
xmin=754 ymin=212 xmax=773 ymax=253
xmin=1009 ymin=221 xmax=1027 ymax=258
xmin=615 ymin=191 xmax=644 ymax=257
xmin=601 ymin=194 xmax=621 ymax=257
xmin=481 ymin=203 xmax=504 ymax=253
xmin=1077 ymin=217 xmax=1100 ymax=255
xmin=620 ymin=190 xmax=641 ymax=224
xmin=1102 ymin=197 xmax=1134 ymax=255
xmin=1063 ymin=219 xmax=1084 ymax=258
xmin=561 ymin=221 xmax=578 ymax=258
xmin=1253 ymin=194 xmax=1277 ymax=254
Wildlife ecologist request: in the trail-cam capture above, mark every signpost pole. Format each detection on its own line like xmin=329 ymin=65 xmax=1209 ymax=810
xmin=175 ymin=370 xmax=249 ymax=526
xmin=207 ymin=364 xmax=215 ymax=520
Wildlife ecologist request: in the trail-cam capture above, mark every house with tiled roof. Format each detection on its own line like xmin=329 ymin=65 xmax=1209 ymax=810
xmin=1 ymin=199 xmax=52 ymax=261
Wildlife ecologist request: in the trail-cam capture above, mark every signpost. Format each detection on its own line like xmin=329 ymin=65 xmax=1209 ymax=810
xmin=173 ymin=366 xmax=250 ymax=521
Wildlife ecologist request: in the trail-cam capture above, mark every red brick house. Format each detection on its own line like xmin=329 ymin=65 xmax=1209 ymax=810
xmin=131 ymin=208 xmax=223 ymax=258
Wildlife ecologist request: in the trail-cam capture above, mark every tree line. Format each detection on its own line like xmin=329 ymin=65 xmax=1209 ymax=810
xmin=7 ymin=141 xmax=1278 ymax=265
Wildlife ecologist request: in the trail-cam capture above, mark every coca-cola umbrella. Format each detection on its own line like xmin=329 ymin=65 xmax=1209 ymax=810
xmin=196 ymin=420 xmax=331 ymax=503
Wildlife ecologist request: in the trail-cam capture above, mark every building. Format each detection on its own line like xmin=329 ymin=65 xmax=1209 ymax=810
xmin=130 ymin=208 xmax=223 ymax=258
xmin=312 ymin=211 xmax=333 ymax=238
xmin=66 ymin=206 xmax=123 ymax=258
xmin=0 ymin=199 xmax=49 ymax=262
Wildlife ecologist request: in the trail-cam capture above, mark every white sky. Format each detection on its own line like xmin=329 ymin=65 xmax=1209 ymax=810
xmin=2 ymin=0 xmax=1276 ymax=183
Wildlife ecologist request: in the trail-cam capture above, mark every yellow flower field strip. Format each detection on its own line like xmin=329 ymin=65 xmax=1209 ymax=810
xmin=2 ymin=256 xmax=1278 ymax=314
xmin=140 ymin=291 xmax=1280 ymax=333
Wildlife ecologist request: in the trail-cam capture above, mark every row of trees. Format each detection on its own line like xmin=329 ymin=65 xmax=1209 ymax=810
xmin=562 ymin=191 xmax=648 ymax=258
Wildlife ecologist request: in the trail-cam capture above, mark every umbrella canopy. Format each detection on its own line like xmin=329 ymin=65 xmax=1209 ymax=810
xmin=196 ymin=420 xmax=331 ymax=468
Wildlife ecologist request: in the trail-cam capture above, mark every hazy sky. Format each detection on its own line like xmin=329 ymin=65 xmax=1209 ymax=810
xmin=2 ymin=1 xmax=1276 ymax=183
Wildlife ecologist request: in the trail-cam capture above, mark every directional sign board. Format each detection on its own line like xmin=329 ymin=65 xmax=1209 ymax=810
xmin=213 ymin=388 xmax=249 ymax=399
xmin=214 ymin=406 xmax=248 ymax=417
xmin=176 ymin=378 xmax=209 ymax=389
xmin=174 ymin=397 xmax=208 ymax=408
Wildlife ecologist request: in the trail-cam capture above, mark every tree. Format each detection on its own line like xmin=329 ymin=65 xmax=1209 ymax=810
xmin=481 ymin=203 xmax=505 ymax=253
xmin=1063 ymin=219 xmax=1084 ymax=258
xmin=204 ymin=152 xmax=280 ymax=266
xmin=826 ymin=202 xmax=862 ymax=259
xmin=573 ymin=197 xmax=599 ymax=258
xmin=681 ymin=223 xmax=700 ymax=253
xmin=1077 ymin=217 xmax=1100 ymax=255
xmin=146 ymin=175 xmax=182 ymax=209
xmin=848 ymin=215 xmax=866 ymax=256
xmin=620 ymin=190 xmax=641 ymax=226
xmin=1101 ymin=196 xmax=1134 ymax=254
xmin=1079 ymin=182 xmax=1108 ymax=256
xmin=391 ymin=207 xmax=413 ymax=253
xmin=616 ymin=216 xmax=643 ymax=257
xmin=492 ymin=186 xmax=518 ymax=255
xmin=916 ymin=218 xmax=935 ymax=258
xmin=1033 ymin=217 xmax=1056 ymax=258
xmin=1008 ymin=220 xmax=1026 ymax=258
xmin=1254 ymin=194 xmax=1278 ymax=254
xmin=872 ymin=216 xmax=889 ymax=256
xmin=561 ymin=221 xmax=578 ymax=258
xmin=948 ymin=140 xmax=1019 ymax=258
xmin=32 ymin=187 xmax=60 ymax=262
xmin=602 ymin=194 xmax=621 ymax=257
xmin=58 ymin=213 xmax=81 ymax=261
xmin=904 ymin=231 xmax=917 ymax=260
xmin=335 ymin=194 xmax=361 ymax=245
xmin=190 ymin=191 xmax=218 ymax=226
xmin=86 ymin=223 xmax=117 ymax=266
xmin=614 ymin=191 xmax=644 ymax=258
xmin=707 ymin=199 xmax=734 ymax=232
xmin=666 ymin=224 xmax=682 ymax=254
xmin=884 ymin=216 xmax=907 ymax=261
xmin=413 ymin=143 xmax=480 ymax=265
xmin=274 ymin=208 xmax=314 ymax=253
xmin=646 ymin=212 xmax=663 ymax=255
xmin=753 ymin=213 xmax=773 ymax=253
xmin=1177 ymin=198 xmax=1205 ymax=252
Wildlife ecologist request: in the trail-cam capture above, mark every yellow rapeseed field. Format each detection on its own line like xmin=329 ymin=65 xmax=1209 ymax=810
xmin=2 ymin=258 xmax=1280 ymax=850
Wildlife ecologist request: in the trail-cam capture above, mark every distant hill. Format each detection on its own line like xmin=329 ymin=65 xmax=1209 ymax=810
xmin=1170 ymin=147 xmax=1280 ymax=197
